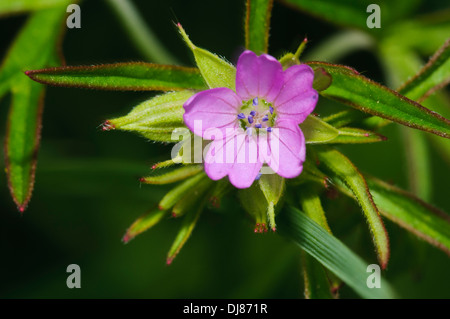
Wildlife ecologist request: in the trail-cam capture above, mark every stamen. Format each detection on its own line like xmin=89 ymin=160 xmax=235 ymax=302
xmin=253 ymin=97 xmax=258 ymax=106
xmin=250 ymin=110 xmax=256 ymax=116
xmin=237 ymin=113 xmax=245 ymax=119
xmin=255 ymin=123 xmax=262 ymax=129
xmin=248 ymin=116 xmax=254 ymax=124
xmin=266 ymin=127 xmax=272 ymax=132
xmin=246 ymin=128 xmax=252 ymax=136
xmin=262 ymin=115 xmax=269 ymax=122
xmin=269 ymin=106 xmax=274 ymax=114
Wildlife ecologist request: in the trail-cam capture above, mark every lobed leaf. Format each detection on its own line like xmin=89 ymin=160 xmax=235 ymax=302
xmin=245 ymin=0 xmax=274 ymax=54
xmin=279 ymin=206 xmax=396 ymax=299
xmin=307 ymin=62 xmax=450 ymax=138
xmin=26 ymin=63 xmax=207 ymax=91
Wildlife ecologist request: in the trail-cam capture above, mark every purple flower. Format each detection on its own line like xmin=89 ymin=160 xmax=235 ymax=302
xmin=183 ymin=50 xmax=318 ymax=188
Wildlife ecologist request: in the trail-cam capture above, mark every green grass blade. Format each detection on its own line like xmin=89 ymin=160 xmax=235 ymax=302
xmin=368 ymin=177 xmax=450 ymax=256
xmin=315 ymin=147 xmax=390 ymax=269
xmin=26 ymin=63 xmax=207 ymax=91
xmin=307 ymin=62 xmax=450 ymax=138
xmin=279 ymin=206 xmax=397 ymax=299
xmin=245 ymin=0 xmax=274 ymax=54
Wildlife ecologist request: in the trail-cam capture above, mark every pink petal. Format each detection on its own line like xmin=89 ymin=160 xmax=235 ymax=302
xmin=183 ymin=87 xmax=241 ymax=138
xmin=261 ymin=119 xmax=305 ymax=178
xmin=204 ymin=131 xmax=262 ymax=188
xmin=228 ymin=133 xmax=262 ymax=188
xmin=235 ymin=50 xmax=283 ymax=102
xmin=275 ymin=64 xmax=318 ymax=124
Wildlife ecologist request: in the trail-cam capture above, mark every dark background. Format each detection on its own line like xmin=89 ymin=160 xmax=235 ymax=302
xmin=0 ymin=0 xmax=449 ymax=298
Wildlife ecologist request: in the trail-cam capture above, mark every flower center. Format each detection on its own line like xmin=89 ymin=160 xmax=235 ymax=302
xmin=237 ymin=97 xmax=275 ymax=135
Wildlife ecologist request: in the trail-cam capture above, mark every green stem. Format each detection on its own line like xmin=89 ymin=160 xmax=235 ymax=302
xmin=105 ymin=0 xmax=179 ymax=65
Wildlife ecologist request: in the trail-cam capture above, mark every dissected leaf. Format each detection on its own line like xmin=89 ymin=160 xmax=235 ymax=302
xmin=307 ymin=62 xmax=450 ymax=138
xmin=177 ymin=24 xmax=236 ymax=90
xmin=315 ymin=146 xmax=390 ymax=269
xmin=26 ymin=62 xmax=207 ymax=91
xmin=279 ymin=206 xmax=396 ymax=299
xmin=245 ymin=0 xmax=273 ymax=54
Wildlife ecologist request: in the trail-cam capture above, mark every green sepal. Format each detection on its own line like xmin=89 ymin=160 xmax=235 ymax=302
xmin=178 ymin=24 xmax=236 ymax=90
xmin=122 ymin=208 xmax=168 ymax=243
xmin=140 ymin=165 xmax=203 ymax=185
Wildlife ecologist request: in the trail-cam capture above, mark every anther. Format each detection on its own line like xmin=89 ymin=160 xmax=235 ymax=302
xmin=262 ymin=115 xmax=269 ymax=122
xmin=269 ymin=106 xmax=274 ymax=114
xmin=255 ymin=123 xmax=262 ymax=129
xmin=250 ymin=110 xmax=256 ymax=116
xmin=237 ymin=113 xmax=246 ymax=119
xmin=252 ymin=97 xmax=258 ymax=106
xmin=248 ymin=116 xmax=254 ymax=124
xmin=266 ymin=127 xmax=272 ymax=132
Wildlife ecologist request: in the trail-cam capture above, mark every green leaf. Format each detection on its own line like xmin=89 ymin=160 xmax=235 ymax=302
xmin=0 ymin=0 xmax=70 ymax=16
xmin=315 ymin=147 xmax=390 ymax=269
xmin=245 ymin=0 xmax=274 ymax=54
xmin=301 ymin=251 xmax=334 ymax=299
xmin=167 ymin=201 xmax=205 ymax=265
xmin=307 ymin=62 xmax=450 ymax=138
xmin=177 ymin=24 xmax=236 ymax=90
xmin=398 ymin=39 xmax=450 ymax=102
xmin=0 ymin=5 xmax=69 ymax=211
xmin=122 ymin=208 xmax=168 ymax=243
xmin=279 ymin=206 xmax=396 ymax=299
xmin=301 ymin=115 xmax=339 ymax=144
xmin=367 ymin=177 xmax=450 ymax=256
xmin=140 ymin=165 xmax=203 ymax=185
xmin=26 ymin=63 xmax=207 ymax=91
